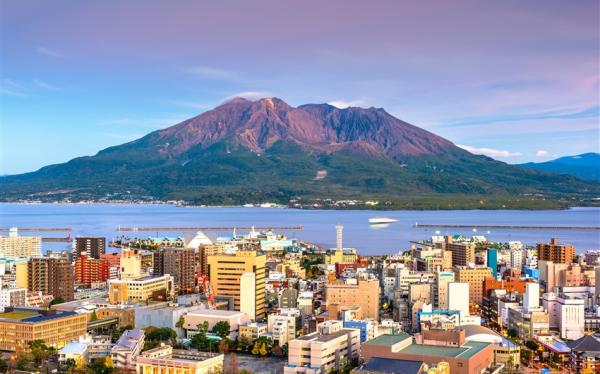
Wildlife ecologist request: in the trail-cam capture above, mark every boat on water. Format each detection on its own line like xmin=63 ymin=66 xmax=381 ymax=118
xmin=369 ymin=217 xmax=398 ymax=224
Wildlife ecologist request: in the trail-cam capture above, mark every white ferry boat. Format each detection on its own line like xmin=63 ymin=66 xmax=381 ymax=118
xmin=368 ymin=217 xmax=398 ymax=224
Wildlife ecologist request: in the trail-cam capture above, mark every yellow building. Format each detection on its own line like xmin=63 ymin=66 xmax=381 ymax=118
xmin=455 ymin=266 xmax=493 ymax=306
xmin=136 ymin=346 xmax=224 ymax=374
xmin=15 ymin=261 xmax=29 ymax=288
xmin=120 ymin=248 xmax=143 ymax=279
xmin=325 ymin=249 xmax=358 ymax=265
xmin=207 ymin=250 xmax=266 ymax=320
xmin=108 ymin=275 xmax=174 ymax=304
xmin=0 ymin=307 xmax=87 ymax=351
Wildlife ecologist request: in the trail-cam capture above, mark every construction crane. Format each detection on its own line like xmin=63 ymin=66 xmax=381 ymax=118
xmin=195 ymin=272 xmax=215 ymax=309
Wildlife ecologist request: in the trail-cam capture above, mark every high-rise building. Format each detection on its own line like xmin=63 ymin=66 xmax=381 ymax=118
xmin=207 ymin=250 xmax=266 ymax=320
xmin=523 ymin=283 xmax=539 ymax=312
xmin=28 ymin=257 xmax=74 ymax=301
xmin=335 ymin=224 xmax=343 ymax=251
xmin=448 ymin=282 xmax=470 ymax=317
xmin=0 ymin=228 xmax=41 ymax=258
xmin=444 ymin=237 xmax=475 ymax=267
xmin=537 ymin=238 xmax=575 ymax=264
xmin=325 ymin=278 xmax=380 ymax=320
xmin=435 ymin=271 xmax=455 ymax=309
xmin=75 ymin=237 xmax=106 ymax=259
xmin=153 ymin=247 xmax=196 ymax=294
xmin=455 ymin=266 xmax=493 ymax=305
xmin=198 ymin=244 xmax=225 ymax=276
xmin=486 ymin=248 xmax=498 ymax=278
xmin=240 ymin=272 xmax=256 ymax=321
xmin=74 ymin=253 xmax=109 ymax=287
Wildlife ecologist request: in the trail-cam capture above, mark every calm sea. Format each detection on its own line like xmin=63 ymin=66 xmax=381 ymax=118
xmin=0 ymin=203 xmax=599 ymax=255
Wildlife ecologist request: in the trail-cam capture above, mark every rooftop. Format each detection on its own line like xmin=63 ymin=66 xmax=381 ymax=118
xmin=354 ymin=357 xmax=424 ymax=374
xmin=0 ymin=308 xmax=78 ymax=323
xmin=363 ymin=333 xmax=412 ymax=346
xmin=400 ymin=341 xmax=491 ymax=359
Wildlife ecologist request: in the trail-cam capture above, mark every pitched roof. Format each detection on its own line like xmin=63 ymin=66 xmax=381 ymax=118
xmin=566 ymin=334 xmax=600 ymax=352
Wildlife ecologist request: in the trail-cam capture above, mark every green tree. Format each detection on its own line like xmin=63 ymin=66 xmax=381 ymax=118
xmin=90 ymin=310 xmax=99 ymax=321
xmin=237 ymin=335 xmax=252 ymax=352
xmin=145 ymin=326 xmax=177 ymax=343
xmin=506 ymin=328 xmax=518 ymax=339
xmin=0 ymin=358 xmax=7 ymax=373
xmin=49 ymin=296 xmax=65 ymax=306
xmin=29 ymin=340 xmax=49 ymax=365
xmin=213 ymin=321 xmax=231 ymax=339
xmin=176 ymin=316 xmax=185 ymax=328
xmin=87 ymin=357 xmax=114 ymax=374
xmin=525 ymin=340 xmax=539 ymax=352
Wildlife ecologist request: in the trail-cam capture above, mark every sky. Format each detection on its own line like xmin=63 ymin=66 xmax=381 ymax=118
xmin=1 ymin=0 xmax=598 ymax=175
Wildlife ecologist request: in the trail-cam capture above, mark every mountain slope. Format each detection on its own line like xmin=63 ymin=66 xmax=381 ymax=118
xmin=2 ymin=98 xmax=599 ymax=208
xmin=520 ymin=153 xmax=600 ymax=182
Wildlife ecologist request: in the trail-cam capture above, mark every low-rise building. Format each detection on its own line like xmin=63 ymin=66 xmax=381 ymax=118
xmin=0 ymin=307 xmax=88 ymax=351
xmin=183 ymin=309 xmax=249 ymax=339
xmin=108 ymin=275 xmax=174 ymax=304
xmin=362 ymin=331 xmax=495 ymax=374
xmin=284 ymin=320 xmax=360 ymax=374
xmin=135 ymin=345 xmax=224 ymax=374
xmin=239 ymin=321 xmax=268 ymax=341
xmin=268 ymin=308 xmax=302 ymax=345
xmin=111 ymin=329 xmax=145 ymax=368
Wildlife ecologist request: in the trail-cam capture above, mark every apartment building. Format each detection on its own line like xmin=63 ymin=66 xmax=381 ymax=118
xmin=28 ymin=257 xmax=74 ymax=301
xmin=455 ymin=266 xmax=493 ymax=305
xmin=153 ymin=247 xmax=196 ymax=294
xmin=75 ymin=237 xmax=106 ymax=259
xmin=326 ymin=278 xmax=380 ymax=320
xmin=537 ymin=238 xmax=575 ymax=264
xmin=0 ymin=228 xmax=41 ymax=258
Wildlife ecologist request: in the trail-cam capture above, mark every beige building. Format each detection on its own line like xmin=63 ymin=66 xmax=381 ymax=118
xmin=240 ymin=272 xmax=256 ymax=320
xmin=182 ymin=310 xmax=249 ymax=339
xmin=0 ymin=228 xmax=41 ymax=259
xmin=455 ymin=266 xmax=493 ymax=305
xmin=326 ymin=278 xmax=380 ymax=320
xmin=239 ymin=321 xmax=268 ymax=341
xmin=136 ymin=346 xmax=224 ymax=374
xmin=207 ymin=250 xmax=266 ymax=320
xmin=108 ymin=275 xmax=174 ymax=304
xmin=446 ymin=241 xmax=476 ymax=267
xmin=120 ymin=248 xmax=144 ymax=279
xmin=285 ymin=320 xmax=360 ymax=374
xmin=435 ymin=271 xmax=455 ymax=310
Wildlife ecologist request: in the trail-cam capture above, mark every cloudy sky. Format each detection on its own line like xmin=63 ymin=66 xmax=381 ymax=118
xmin=1 ymin=0 xmax=598 ymax=174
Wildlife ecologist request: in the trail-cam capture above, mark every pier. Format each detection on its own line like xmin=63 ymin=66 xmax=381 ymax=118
xmin=0 ymin=227 xmax=72 ymax=232
xmin=117 ymin=226 xmax=304 ymax=231
xmin=413 ymin=223 xmax=600 ymax=231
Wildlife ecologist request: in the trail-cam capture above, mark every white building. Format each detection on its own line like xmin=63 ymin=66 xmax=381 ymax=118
xmin=543 ymin=292 xmax=585 ymax=340
xmin=523 ymin=283 xmax=540 ymax=312
xmin=284 ymin=320 xmax=360 ymax=374
xmin=448 ymin=282 xmax=469 ymax=317
xmin=240 ymin=272 xmax=256 ymax=321
xmin=111 ymin=329 xmax=145 ymax=368
xmin=268 ymin=308 xmax=301 ymax=345
xmin=0 ymin=286 xmax=27 ymax=312
xmin=435 ymin=272 xmax=455 ymax=310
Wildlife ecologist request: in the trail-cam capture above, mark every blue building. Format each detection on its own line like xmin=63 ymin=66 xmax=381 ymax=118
xmin=524 ymin=267 xmax=539 ymax=279
xmin=487 ymin=248 xmax=498 ymax=278
xmin=343 ymin=320 xmax=376 ymax=343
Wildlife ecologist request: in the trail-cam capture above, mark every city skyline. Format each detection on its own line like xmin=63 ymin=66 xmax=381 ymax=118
xmin=2 ymin=0 xmax=599 ymax=174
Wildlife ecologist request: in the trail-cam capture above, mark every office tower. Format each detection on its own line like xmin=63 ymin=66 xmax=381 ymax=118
xmin=207 ymin=250 xmax=266 ymax=320
xmin=537 ymin=238 xmax=575 ymax=264
xmin=28 ymin=257 xmax=74 ymax=301
xmin=153 ymin=247 xmax=196 ymax=293
xmin=336 ymin=224 xmax=343 ymax=251
xmin=74 ymin=253 xmax=110 ymax=287
xmin=325 ymin=278 xmax=380 ymax=320
xmin=486 ymin=248 xmax=498 ymax=278
xmin=448 ymin=282 xmax=469 ymax=316
xmin=455 ymin=266 xmax=493 ymax=305
xmin=435 ymin=271 xmax=455 ymax=309
xmin=0 ymin=228 xmax=41 ymax=258
xmin=75 ymin=237 xmax=106 ymax=259
xmin=523 ymin=283 xmax=540 ymax=312
xmin=240 ymin=272 xmax=256 ymax=321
